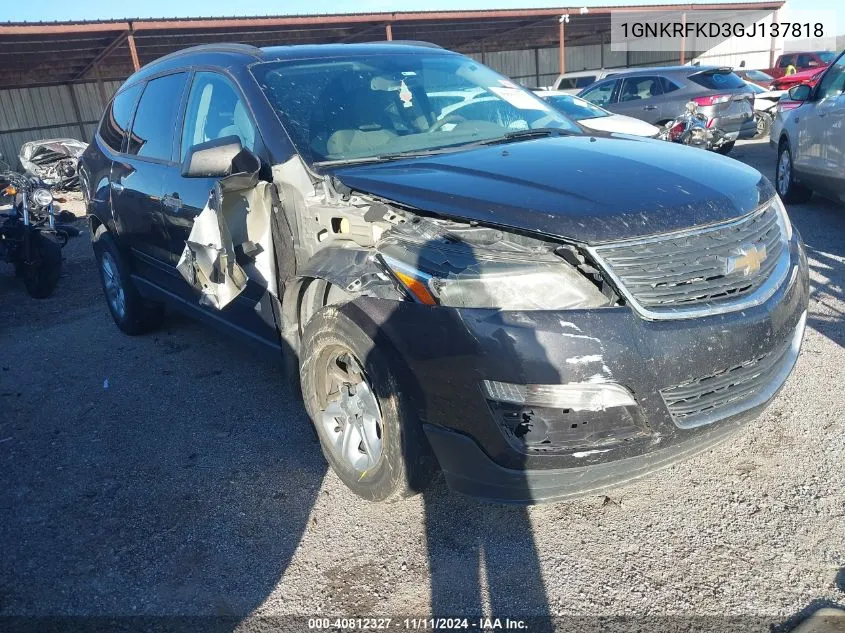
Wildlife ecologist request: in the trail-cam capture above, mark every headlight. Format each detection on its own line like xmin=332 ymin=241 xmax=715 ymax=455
xmin=380 ymin=242 xmax=610 ymax=311
xmin=771 ymin=192 xmax=793 ymax=240
xmin=31 ymin=188 xmax=53 ymax=207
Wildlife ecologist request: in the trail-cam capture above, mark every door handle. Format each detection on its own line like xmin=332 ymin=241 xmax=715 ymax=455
xmin=643 ymin=105 xmax=657 ymax=110
xmin=111 ymin=182 xmax=124 ymax=194
xmin=162 ymin=194 xmax=183 ymax=211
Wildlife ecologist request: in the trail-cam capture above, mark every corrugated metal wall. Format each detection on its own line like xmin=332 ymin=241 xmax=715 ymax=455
xmin=0 ymin=80 xmax=120 ymax=170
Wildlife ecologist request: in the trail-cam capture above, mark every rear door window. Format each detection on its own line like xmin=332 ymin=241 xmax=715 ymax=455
xmin=660 ymin=76 xmax=682 ymax=93
xmin=127 ymin=72 xmax=189 ymax=161
xmin=689 ymin=71 xmax=746 ymax=90
xmin=619 ymin=76 xmax=663 ymax=102
xmin=98 ymin=84 xmax=142 ymax=153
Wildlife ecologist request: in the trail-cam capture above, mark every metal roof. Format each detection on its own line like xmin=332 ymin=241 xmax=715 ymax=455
xmin=0 ymin=2 xmax=784 ymax=88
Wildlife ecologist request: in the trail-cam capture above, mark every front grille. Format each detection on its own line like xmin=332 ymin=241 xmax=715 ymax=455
xmin=588 ymin=201 xmax=790 ymax=319
xmin=660 ymin=315 xmax=803 ymax=428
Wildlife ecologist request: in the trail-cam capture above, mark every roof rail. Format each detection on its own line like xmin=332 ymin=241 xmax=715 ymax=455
xmin=366 ymin=40 xmax=444 ymax=49
xmin=155 ymin=42 xmax=263 ymax=62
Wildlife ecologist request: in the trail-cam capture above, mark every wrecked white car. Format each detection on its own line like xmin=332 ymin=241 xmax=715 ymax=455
xmin=20 ymin=138 xmax=87 ymax=190
xmin=80 ymin=42 xmax=808 ymax=504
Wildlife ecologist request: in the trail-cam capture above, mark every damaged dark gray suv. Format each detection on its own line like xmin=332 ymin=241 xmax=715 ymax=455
xmin=80 ymin=42 xmax=809 ymax=504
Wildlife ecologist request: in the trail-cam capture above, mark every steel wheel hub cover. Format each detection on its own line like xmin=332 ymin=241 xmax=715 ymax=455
xmin=319 ymin=351 xmax=383 ymax=474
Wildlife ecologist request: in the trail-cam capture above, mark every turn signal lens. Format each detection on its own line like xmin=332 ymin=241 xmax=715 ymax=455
xmin=393 ymin=269 xmax=437 ymax=305
xmin=381 ymin=256 xmax=437 ymax=305
xmin=3 ymin=186 xmax=16 ymax=196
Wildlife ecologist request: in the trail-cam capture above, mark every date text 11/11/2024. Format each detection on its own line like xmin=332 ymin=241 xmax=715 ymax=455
xmin=308 ymin=617 xmax=529 ymax=630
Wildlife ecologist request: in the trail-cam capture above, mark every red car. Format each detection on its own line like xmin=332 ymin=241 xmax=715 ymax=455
xmin=771 ymin=66 xmax=827 ymax=91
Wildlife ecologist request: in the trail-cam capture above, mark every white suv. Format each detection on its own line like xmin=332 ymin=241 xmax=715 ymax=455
xmin=551 ymin=69 xmax=617 ymax=94
xmin=774 ymin=49 xmax=845 ymax=204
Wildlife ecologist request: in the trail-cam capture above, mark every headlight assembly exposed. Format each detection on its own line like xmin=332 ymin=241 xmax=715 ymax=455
xmin=380 ymin=238 xmax=610 ymax=311
xmin=31 ymin=188 xmax=54 ymax=207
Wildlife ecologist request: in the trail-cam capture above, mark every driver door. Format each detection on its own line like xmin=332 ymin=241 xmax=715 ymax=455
xmin=164 ymin=71 xmax=278 ymax=344
xmin=796 ymin=53 xmax=845 ymax=186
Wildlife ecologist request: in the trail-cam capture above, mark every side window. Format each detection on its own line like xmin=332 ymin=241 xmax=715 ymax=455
xmin=778 ymin=55 xmax=794 ymax=69
xmin=98 ymin=84 xmax=142 ymax=153
xmin=816 ymin=55 xmax=845 ymax=100
xmin=127 ymin=72 xmax=189 ymax=161
xmin=660 ymin=76 xmax=682 ymax=93
xmin=619 ymin=76 xmax=662 ymax=102
xmin=574 ymin=76 xmax=597 ymax=88
xmin=180 ymin=72 xmax=257 ymax=161
xmin=557 ymin=78 xmax=578 ymax=90
xmin=581 ymin=80 xmax=615 ymax=107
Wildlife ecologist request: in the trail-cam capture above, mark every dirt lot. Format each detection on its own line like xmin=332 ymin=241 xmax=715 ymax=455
xmin=1 ymin=139 xmax=843 ymax=629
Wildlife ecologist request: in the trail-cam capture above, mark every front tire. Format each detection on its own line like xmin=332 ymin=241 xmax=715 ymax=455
xmin=776 ymin=140 xmax=812 ymax=204
xmin=21 ymin=232 xmax=62 ymax=299
xmin=753 ymin=112 xmax=772 ymax=140
xmin=299 ymin=305 xmax=435 ymax=502
xmin=715 ymin=140 xmax=735 ymax=155
xmin=92 ymin=230 xmax=164 ymax=335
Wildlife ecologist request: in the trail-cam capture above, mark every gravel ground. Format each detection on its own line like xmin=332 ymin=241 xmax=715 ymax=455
xmin=1 ymin=139 xmax=843 ymax=630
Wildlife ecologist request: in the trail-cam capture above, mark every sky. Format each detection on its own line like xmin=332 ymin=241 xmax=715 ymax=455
xmin=6 ymin=0 xmax=845 ymax=28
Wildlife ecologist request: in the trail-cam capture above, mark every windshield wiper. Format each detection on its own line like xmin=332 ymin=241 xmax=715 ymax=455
xmin=313 ymin=156 xmax=403 ymax=168
xmin=476 ymin=127 xmax=575 ymax=146
xmin=314 ymin=143 xmax=479 ymax=168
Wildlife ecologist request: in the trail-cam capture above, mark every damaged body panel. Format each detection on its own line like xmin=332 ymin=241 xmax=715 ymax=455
xmin=20 ymin=138 xmax=87 ymax=190
xmin=81 ymin=42 xmax=810 ymax=504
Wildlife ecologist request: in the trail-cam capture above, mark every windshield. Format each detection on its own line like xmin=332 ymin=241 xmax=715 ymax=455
xmin=541 ymin=94 xmax=609 ymax=120
xmin=251 ymin=52 xmax=580 ymax=166
xmin=818 ymin=52 xmax=836 ymax=65
xmin=745 ymin=70 xmax=773 ymax=81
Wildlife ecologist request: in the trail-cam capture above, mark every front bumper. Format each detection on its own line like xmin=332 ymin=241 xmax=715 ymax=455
xmin=338 ymin=236 xmax=809 ymax=504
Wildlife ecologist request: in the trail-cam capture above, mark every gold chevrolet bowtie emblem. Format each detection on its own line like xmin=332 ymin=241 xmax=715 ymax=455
xmin=724 ymin=243 xmax=768 ymax=276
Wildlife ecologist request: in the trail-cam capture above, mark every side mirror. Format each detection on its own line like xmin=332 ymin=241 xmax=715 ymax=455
xmin=181 ymin=135 xmax=259 ymax=178
xmin=788 ymin=84 xmax=812 ymax=102
xmin=739 ymin=60 xmax=746 ymax=68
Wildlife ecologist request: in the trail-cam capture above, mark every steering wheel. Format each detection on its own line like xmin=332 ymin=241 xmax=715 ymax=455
xmin=429 ymin=113 xmax=467 ymax=133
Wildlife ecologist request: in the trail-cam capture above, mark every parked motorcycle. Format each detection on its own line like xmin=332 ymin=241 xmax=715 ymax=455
xmin=658 ymin=101 xmax=724 ymax=150
xmin=1 ymin=170 xmax=80 ymax=298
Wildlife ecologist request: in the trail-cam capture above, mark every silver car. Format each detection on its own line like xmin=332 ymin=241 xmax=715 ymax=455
xmin=773 ymin=49 xmax=845 ymax=204
xmin=578 ymin=66 xmax=756 ymax=154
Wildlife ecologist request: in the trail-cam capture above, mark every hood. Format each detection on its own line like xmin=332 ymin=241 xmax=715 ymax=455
xmin=330 ymin=135 xmax=774 ymax=244
xmin=578 ymin=115 xmax=659 ymax=138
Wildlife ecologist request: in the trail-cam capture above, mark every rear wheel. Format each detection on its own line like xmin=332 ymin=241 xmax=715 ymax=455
xmin=299 ymin=305 xmax=435 ymax=502
xmin=92 ymin=230 xmax=164 ymax=335
xmin=20 ymin=232 xmax=62 ymax=299
xmin=776 ymin=140 xmax=812 ymax=204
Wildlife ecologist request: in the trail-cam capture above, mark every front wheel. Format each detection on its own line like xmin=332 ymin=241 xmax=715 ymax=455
xmin=715 ymin=140 xmax=736 ymax=155
xmin=776 ymin=141 xmax=812 ymax=204
xmin=21 ymin=232 xmax=62 ymax=298
xmin=299 ymin=305 xmax=435 ymax=502
xmin=753 ymin=112 xmax=772 ymax=139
